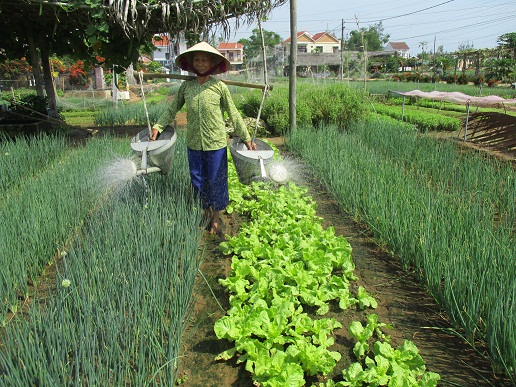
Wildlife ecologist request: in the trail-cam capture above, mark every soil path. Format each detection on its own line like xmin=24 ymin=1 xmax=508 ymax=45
xmin=176 ymin=140 xmax=511 ymax=387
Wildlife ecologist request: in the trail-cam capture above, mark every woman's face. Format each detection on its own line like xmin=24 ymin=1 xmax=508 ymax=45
xmin=192 ymin=52 xmax=214 ymax=73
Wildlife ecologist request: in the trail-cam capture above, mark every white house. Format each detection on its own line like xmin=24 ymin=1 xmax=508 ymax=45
xmin=383 ymin=42 xmax=411 ymax=58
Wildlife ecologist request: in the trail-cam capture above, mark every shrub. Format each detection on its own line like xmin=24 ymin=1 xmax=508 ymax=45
xmin=260 ymin=87 xmax=292 ymax=133
xmin=147 ymin=61 xmax=164 ymax=73
xmin=486 ymin=78 xmax=498 ymax=87
xmin=409 ymin=72 xmax=422 ymax=82
xmin=457 ymin=74 xmax=469 ymax=85
xmin=239 ymin=83 xmax=367 ymax=135
xmin=420 ymin=73 xmax=431 ymax=83
xmin=299 ymin=83 xmax=366 ymax=128
xmin=445 ymin=74 xmax=458 ymax=84
xmin=3 ymin=93 xmax=49 ymax=118
xmin=239 ymin=87 xmax=309 ymax=135
xmin=472 ymin=74 xmax=484 ymax=86
xmin=0 ymin=58 xmax=31 ymax=79
xmin=68 ymin=61 xmax=89 ymax=86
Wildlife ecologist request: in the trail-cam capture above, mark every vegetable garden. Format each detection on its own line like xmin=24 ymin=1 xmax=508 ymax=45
xmin=0 ymin=134 xmax=204 ymax=385
xmin=1 ymin=80 xmax=515 ymax=386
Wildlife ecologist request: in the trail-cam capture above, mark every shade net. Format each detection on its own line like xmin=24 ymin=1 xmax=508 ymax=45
xmin=390 ymin=90 xmax=516 ymax=107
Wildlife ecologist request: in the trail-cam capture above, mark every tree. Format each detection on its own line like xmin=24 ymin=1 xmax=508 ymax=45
xmin=418 ymin=41 xmax=428 ymax=58
xmin=0 ymin=0 xmax=287 ymax=117
xmin=344 ymin=22 xmax=390 ymax=52
xmin=484 ymin=58 xmax=516 ymax=82
xmin=455 ymin=41 xmax=475 ymax=77
xmin=497 ymin=32 xmax=516 ymax=59
xmin=0 ymin=5 xmax=91 ymax=117
xmin=379 ymin=55 xmax=401 ymax=73
xmin=238 ymin=28 xmax=282 ymax=62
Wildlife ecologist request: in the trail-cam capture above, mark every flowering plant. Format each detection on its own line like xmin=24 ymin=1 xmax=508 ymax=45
xmin=68 ymin=60 xmax=89 ymax=86
xmin=0 ymin=58 xmax=31 ymax=79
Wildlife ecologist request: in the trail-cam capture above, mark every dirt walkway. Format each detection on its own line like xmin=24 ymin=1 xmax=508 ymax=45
xmin=176 ymin=141 xmax=511 ymax=387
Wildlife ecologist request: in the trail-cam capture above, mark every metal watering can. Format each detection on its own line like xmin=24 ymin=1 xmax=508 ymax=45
xmin=230 ymin=137 xmax=274 ymax=184
xmin=130 ymin=126 xmax=177 ymax=176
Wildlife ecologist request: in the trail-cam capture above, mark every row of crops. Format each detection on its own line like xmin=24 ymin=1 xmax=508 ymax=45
xmin=287 ymin=120 xmax=516 ymax=383
xmin=0 ymin=132 xmax=438 ymax=387
xmin=0 ymin=130 xmax=444 ymax=386
xmin=0 ymin=133 xmax=204 ymax=385
xmin=212 ymin=158 xmax=440 ymax=386
xmin=372 ymin=104 xmax=462 ymax=132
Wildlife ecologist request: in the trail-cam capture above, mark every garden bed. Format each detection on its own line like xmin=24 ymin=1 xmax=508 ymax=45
xmin=175 ymin=142 xmax=511 ymax=387
xmin=1 ymin=127 xmax=512 ymax=386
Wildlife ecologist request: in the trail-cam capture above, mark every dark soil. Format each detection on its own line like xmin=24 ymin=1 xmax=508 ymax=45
xmin=176 ymin=139 xmax=512 ymax=387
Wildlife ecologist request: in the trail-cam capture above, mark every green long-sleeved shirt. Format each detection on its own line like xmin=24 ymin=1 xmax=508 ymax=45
xmin=153 ymin=78 xmax=251 ymax=151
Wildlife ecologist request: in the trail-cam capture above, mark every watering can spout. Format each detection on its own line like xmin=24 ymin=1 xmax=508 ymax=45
xmin=136 ymin=166 xmax=162 ymax=176
xmin=259 ymin=157 xmax=267 ymax=178
xmin=141 ymin=146 xmax=148 ymax=170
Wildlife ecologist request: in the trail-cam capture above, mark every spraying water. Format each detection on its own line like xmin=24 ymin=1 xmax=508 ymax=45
xmin=97 ymin=157 xmax=138 ymax=192
xmin=268 ymin=163 xmax=289 ymax=184
xmin=267 ymin=156 xmax=304 ymax=185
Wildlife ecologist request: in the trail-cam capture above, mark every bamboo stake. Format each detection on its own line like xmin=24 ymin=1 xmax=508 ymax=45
xmin=141 ymin=73 xmax=272 ymax=90
xmin=289 ymin=0 xmax=297 ymax=132
xmin=138 ymin=71 xmax=152 ymax=137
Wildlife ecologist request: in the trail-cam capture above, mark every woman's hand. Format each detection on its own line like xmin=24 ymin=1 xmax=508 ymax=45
xmin=245 ymin=141 xmax=257 ymax=150
xmin=149 ymin=128 xmax=159 ymax=141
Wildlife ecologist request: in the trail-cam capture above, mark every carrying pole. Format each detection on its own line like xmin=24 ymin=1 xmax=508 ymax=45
xmin=141 ymin=73 xmax=272 ymax=91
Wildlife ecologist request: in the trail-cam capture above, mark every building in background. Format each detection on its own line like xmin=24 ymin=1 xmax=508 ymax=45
xmin=281 ymin=31 xmax=341 ymax=56
xmin=383 ymin=42 xmax=411 ymax=58
xmin=217 ymin=42 xmax=244 ymax=73
xmin=152 ymin=34 xmax=188 ymax=75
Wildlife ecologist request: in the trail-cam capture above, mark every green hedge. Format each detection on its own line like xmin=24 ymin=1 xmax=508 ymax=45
xmin=239 ymin=83 xmax=367 ymax=135
xmin=373 ymin=104 xmax=462 ymax=131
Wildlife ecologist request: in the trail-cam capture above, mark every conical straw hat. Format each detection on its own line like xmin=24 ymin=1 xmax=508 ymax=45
xmin=175 ymin=41 xmax=231 ymax=75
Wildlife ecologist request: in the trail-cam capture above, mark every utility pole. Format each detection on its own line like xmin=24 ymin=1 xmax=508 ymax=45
xmin=289 ymin=0 xmax=297 ymax=132
xmin=340 ymin=19 xmax=344 ymax=81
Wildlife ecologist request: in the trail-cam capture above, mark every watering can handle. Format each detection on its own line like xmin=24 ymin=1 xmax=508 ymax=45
xmin=252 ymin=84 xmax=269 ymax=146
xmin=138 ymin=71 xmax=153 ymax=138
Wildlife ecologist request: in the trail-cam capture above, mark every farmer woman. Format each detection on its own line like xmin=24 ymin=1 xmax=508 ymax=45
xmin=150 ymin=41 xmax=255 ymax=239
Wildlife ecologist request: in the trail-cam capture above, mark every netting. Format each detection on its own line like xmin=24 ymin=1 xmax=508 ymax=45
xmin=390 ymin=90 xmax=516 ymax=107
xmin=56 ymin=95 xmax=113 ymax=111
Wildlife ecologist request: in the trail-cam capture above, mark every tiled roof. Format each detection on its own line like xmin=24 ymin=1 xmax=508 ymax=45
xmin=312 ymin=32 xmax=324 ymax=41
xmin=153 ymin=35 xmax=169 ymax=47
xmin=387 ymin=42 xmax=409 ymax=50
xmin=218 ymin=42 xmax=243 ymax=50
xmin=312 ymin=32 xmax=337 ymax=41
xmin=283 ymin=31 xmax=313 ymax=43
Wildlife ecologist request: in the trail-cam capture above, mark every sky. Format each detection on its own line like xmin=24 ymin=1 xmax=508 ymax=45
xmin=229 ymin=0 xmax=516 ymax=55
